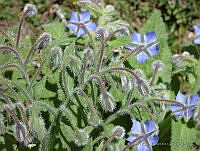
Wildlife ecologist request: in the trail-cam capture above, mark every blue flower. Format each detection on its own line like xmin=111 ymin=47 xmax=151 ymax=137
xmin=67 ymin=10 xmax=97 ymax=37
xmin=193 ymin=25 xmax=200 ymax=44
xmin=124 ymin=32 xmax=159 ymax=63
xmin=126 ymin=120 xmax=159 ymax=151
xmin=168 ymin=91 xmax=199 ymax=119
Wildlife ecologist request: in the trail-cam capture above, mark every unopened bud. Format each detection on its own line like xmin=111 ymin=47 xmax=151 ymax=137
xmin=134 ymin=69 xmax=151 ymax=96
xmin=0 ymin=118 xmax=5 ymax=135
xmin=121 ymin=76 xmax=133 ymax=93
xmin=83 ymin=48 xmax=95 ymax=68
xmin=112 ymin=126 xmax=125 ymax=139
xmin=74 ymin=129 xmax=89 ymax=146
xmin=182 ymin=51 xmax=190 ymax=56
xmin=23 ymin=4 xmax=37 ymax=17
xmin=100 ymin=91 xmax=116 ymax=112
xmin=95 ymin=27 xmax=109 ymax=39
xmin=152 ymin=60 xmax=164 ymax=72
xmin=50 ymin=46 xmax=62 ymax=68
xmin=87 ymin=112 xmax=101 ymax=127
xmin=34 ymin=32 xmax=52 ymax=50
xmin=14 ymin=122 xmax=27 ymax=143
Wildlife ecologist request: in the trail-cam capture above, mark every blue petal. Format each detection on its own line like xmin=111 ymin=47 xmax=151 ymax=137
xmin=85 ymin=22 xmax=97 ymax=32
xmin=67 ymin=24 xmax=77 ymax=32
xmin=144 ymin=32 xmax=157 ymax=44
xmin=79 ymin=10 xmax=90 ymax=22
xmin=147 ymin=44 xmax=159 ymax=56
xmin=131 ymin=119 xmax=142 ymax=134
xmin=123 ymin=46 xmax=136 ymax=51
xmin=167 ymin=105 xmax=181 ymax=112
xmin=126 ymin=136 xmax=137 ymax=142
xmin=173 ymin=112 xmax=184 ymax=117
xmin=144 ymin=120 xmax=157 ymax=133
xmin=194 ymin=37 xmax=200 ymax=44
xmin=168 ymin=105 xmax=184 ymax=117
xmin=188 ymin=108 xmax=196 ymax=116
xmin=137 ymin=143 xmax=150 ymax=151
xmin=70 ymin=11 xmax=78 ymax=22
xmin=77 ymin=28 xmax=86 ymax=37
xmin=176 ymin=91 xmax=187 ymax=105
xmin=193 ymin=25 xmax=200 ymax=35
xmin=148 ymin=134 xmax=159 ymax=146
xmin=188 ymin=94 xmax=199 ymax=106
xmin=136 ymin=51 xmax=150 ymax=63
xmin=132 ymin=32 xmax=142 ymax=44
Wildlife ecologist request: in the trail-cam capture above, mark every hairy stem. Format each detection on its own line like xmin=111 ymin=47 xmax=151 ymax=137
xmin=100 ymin=133 xmax=116 ymax=151
xmin=0 ymin=46 xmax=23 ymax=63
xmin=106 ymin=28 xmax=125 ymax=42
xmin=102 ymin=67 xmax=141 ymax=81
xmin=116 ymin=45 xmax=144 ymax=66
xmin=150 ymin=64 xmax=159 ymax=86
xmin=96 ymin=30 xmax=105 ymax=72
xmin=151 ymin=98 xmax=185 ymax=108
xmin=16 ymin=10 xmax=30 ymax=48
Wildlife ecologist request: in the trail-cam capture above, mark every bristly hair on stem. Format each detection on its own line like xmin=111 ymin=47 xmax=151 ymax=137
xmin=105 ymin=28 xmax=126 ymax=42
xmin=96 ymin=29 xmax=105 ymax=72
xmin=16 ymin=4 xmax=37 ymax=48
xmin=0 ymin=45 xmax=23 ymax=63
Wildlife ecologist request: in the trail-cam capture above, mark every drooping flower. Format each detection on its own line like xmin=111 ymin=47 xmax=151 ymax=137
xmin=126 ymin=120 xmax=159 ymax=151
xmin=67 ymin=10 xmax=97 ymax=37
xmin=193 ymin=25 xmax=200 ymax=44
xmin=168 ymin=91 xmax=199 ymax=120
xmin=124 ymin=32 xmax=159 ymax=63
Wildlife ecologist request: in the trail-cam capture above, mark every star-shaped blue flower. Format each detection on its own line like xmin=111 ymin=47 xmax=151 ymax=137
xmin=67 ymin=10 xmax=97 ymax=37
xmin=193 ymin=25 xmax=200 ymax=44
xmin=124 ymin=32 xmax=159 ymax=63
xmin=126 ymin=120 xmax=159 ymax=151
xmin=168 ymin=91 xmax=199 ymax=119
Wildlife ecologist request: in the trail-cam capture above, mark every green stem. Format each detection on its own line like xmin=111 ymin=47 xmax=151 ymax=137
xmin=61 ymin=65 xmax=70 ymax=106
xmin=100 ymin=133 xmax=115 ymax=151
xmin=150 ymin=66 xmax=158 ymax=86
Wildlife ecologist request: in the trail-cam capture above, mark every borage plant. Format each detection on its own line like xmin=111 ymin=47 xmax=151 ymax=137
xmin=0 ymin=1 xmax=199 ymax=151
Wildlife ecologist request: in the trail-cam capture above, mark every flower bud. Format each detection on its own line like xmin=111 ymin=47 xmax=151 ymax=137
xmin=135 ymin=78 xmax=150 ymax=96
xmin=182 ymin=51 xmax=190 ymax=56
xmin=134 ymin=69 xmax=151 ymax=96
xmin=23 ymin=4 xmax=37 ymax=17
xmin=74 ymin=129 xmax=89 ymax=146
xmin=95 ymin=27 xmax=109 ymax=39
xmin=121 ymin=76 xmax=133 ymax=93
xmin=50 ymin=46 xmax=63 ymax=68
xmin=87 ymin=112 xmax=101 ymax=127
xmin=14 ymin=122 xmax=27 ymax=144
xmin=0 ymin=117 xmax=5 ymax=135
xmin=83 ymin=48 xmax=95 ymax=68
xmin=152 ymin=60 xmax=164 ymax=72
xmin=34 ymin=32 xmax=52 ymax=50
xmin=112 ymin=126 xmax=125 ymax=139
xmin=100 ymin=91 xmax=116 ymax=112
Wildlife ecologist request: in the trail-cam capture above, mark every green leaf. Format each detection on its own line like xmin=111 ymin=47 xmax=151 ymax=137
xmin=171 ymin=120 xmax=196 ymax=151
xmin=42 ymin=22 xmax=71 ymax=46
xmin=31 ymin=105 xmax=48 ymax=141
